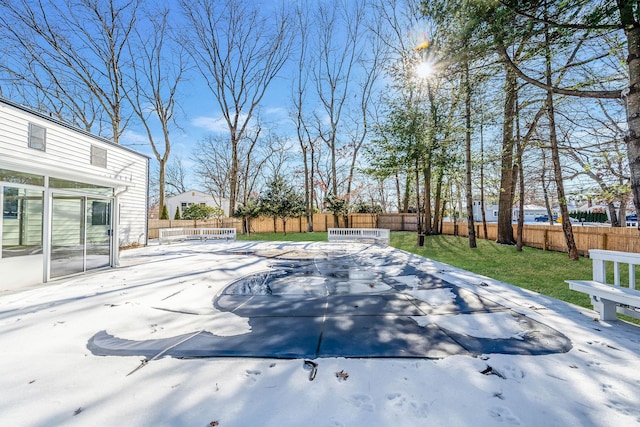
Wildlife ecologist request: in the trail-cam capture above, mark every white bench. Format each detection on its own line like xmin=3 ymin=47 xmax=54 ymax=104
xmin=566 ymin=249 xmax=640 ymax=321
xmin=327 ymin=228 xmax=390 ymax=245
xmin=159 ymin=228 xmax=236 ymax=244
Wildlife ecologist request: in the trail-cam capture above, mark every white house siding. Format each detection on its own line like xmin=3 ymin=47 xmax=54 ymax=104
xmin=166 ymin=190 xmax=231 ymax=218
xmin=0 ymin=98 xmax=148 ymax=288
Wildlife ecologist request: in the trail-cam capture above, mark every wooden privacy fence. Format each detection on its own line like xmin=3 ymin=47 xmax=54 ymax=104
xmin=148 ymin=214 xmax=640 ymax=254
xmin=440 ymin=222 xmax=640 ymax=255
xmin=148 ymin=214 xmax=379 ymax=238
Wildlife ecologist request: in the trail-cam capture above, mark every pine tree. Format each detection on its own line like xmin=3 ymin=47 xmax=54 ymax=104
xmin=160 ymin=205 xmax=169 ymax=220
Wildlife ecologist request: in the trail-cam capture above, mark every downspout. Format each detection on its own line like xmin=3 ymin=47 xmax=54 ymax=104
xmin=112 ymin=185 xmax=129 ymax=267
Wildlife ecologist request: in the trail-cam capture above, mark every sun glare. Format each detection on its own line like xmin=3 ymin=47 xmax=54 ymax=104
xmin=415 ymin=61 xmax=434 ymax=79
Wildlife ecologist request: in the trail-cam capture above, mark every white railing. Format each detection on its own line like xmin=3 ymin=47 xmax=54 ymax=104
xmin=327 ymin=228 xmax=390 ymax=245
xmin=159 ymin=228 xmax=237 ymax=244
xmin=566 ymin=249 xmax=640 ymax=321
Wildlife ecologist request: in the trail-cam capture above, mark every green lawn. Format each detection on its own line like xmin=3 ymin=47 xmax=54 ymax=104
xmin=237 ymin=230 xmax=594 ymax=309
xmin=390 ymin=231 xmax=593 ymax=308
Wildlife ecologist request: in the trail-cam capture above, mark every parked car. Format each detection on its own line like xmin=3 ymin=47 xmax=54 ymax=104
xmin=534 ymin=214 xmax=557 ymax=222
xmin=627 ymin=214 xmax=637 ymax=222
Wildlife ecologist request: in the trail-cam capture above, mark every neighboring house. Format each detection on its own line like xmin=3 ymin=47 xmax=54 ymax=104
xmin=472 ymin=200 xmax=498 ymax=222
xmin=512 ymin=205 xmax=550 ymax=222
xmin=166 ymin=190 xmax=231 ymax=218
xmin=0 ymin=97 xmax=149 ymax=290
xmin=473 ymin=201 xmax=555 ymax=223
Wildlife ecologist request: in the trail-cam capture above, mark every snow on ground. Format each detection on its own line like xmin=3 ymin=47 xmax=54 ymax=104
xmin=1 ymin=240 xmax=640 ymax=427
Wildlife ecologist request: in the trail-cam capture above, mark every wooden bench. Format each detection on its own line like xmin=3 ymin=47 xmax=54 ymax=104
xmin=566 ymin=249 xmax=640 ymax=321
xmin=327 ymin=228 xmax=390 ymax=245
xmin=159 ymin=228 xmax=236 ymax=244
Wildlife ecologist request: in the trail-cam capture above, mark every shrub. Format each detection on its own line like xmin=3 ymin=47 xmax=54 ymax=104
xmin=182 ymin=204 xmax=216 ymax=220
xmin=160 ymin=205 xmax=169 ymax=220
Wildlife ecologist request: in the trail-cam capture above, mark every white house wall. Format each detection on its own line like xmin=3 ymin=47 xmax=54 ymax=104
xmin=0 ymin=98 xmax=148 ymax=288
xmin=0 ymin=100 xmax=149 ymax=248
xmin=167 ymin=190 xmax=231 ymax=218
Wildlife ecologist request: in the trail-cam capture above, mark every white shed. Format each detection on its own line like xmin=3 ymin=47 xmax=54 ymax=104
xmin=0 ymin=98 xmax=149 ymax=290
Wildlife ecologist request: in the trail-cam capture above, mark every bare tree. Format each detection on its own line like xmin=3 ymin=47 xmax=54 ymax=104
xmin=166 ymin=158 xmax=189 ymax=196
xmin=125 ymin=7 xmax=185 ymax=215
xmin=180 ymin=0 xmax=294 ymax=215
xmin=311 ymin=0 xmax=368 ymax=226
xmin=291 ymin=3 xmax=317 ymax=231
xmin=345 ymin=22 xmax=384 ymax=208
xmin=193 ymin=134 xmax=232 ymax=203
xmin=0 ymin=0 xmax=139 ymax=143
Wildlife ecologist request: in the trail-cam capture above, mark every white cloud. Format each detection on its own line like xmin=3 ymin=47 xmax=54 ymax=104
xmin=121 ymin=129 xmax=149 ymax=145
xmin=191 ymin=115 xmax=230 ymax=133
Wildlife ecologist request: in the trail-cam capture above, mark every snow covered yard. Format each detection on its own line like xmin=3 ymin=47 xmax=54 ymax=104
xmin=1 ymin=240 xmax=639 ymax=426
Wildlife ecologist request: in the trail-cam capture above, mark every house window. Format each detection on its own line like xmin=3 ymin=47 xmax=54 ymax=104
xmin=181 ymin=202 xmax=187 ymax=208
xmin=0 ymin=169 xmax=44 ymax=186
xmin=91 ymin=145 xmax=107 ymax=168
xmin=2 ymin=187 xmax=44 ymax=258
xmin=3 ymin=187 xmax=18 ymax=219
xmin=91 ymin=200 xmax=110 ymax=225
xmin=28 ymin=123 xmax=46 ymax=151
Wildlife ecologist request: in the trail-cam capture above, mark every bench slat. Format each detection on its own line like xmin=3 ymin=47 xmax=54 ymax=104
xmin=566 ymin=280 xmax=640 ymax=305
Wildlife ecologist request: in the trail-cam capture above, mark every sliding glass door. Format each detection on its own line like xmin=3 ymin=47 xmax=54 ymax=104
xmin=50 ymin=195 xmax=112 ymax=279
xmin=86 ymin=198 xmax=111 ymax=271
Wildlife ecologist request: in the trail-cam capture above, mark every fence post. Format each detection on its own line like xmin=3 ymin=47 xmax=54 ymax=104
xmin=543 ymin=229 xmax=548 ymax=251
xmin=601 ymin=233 xmax=608 ymax=250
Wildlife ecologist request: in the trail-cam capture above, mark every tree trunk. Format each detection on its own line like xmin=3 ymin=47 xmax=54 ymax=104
xmin=544 ymin=16 xmax=578 ymax=260
xmin=423 ymin=162 xmax=433 ymax=234
xmin=433 ymin=169 xmax=443 ymax=235
xmin=395 ymin=173 xmax=402 ymax=213
xmin=480 ymin=111 xmax=488 ymax=239
xmin=607 ymin=202 xmax=619 ymax=227
xmin=310 ymin=143 xmax=316 ymax=231
xmin=620 ymin=6 xmax=640 ymax=222
xmin=158 ymin=158 xmax=166 ymax=217
xmin=515 ymin=97 xmax=524 ymax=252
xmin=229 ymin=137 xmax=239 ymax=217
xmin=541 ymin=149 xmax=555 ymax=225
xmin=415 ymin=159 xmax=423 ymax=237
xmin=403 ymin=173 xmax=411 ymax=213
xmin=464 ymin=61 xmax=477 ymax=248
xmin=496 ymin=64 xmax=517 ymax=244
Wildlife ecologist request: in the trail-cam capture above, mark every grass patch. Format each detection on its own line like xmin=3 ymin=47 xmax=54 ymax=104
xmin=390 ymin=232 xmax=592 ymax=308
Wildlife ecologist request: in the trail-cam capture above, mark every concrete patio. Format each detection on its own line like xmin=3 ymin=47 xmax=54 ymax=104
xmin=1 ymin=240 xmax=639 ymax=426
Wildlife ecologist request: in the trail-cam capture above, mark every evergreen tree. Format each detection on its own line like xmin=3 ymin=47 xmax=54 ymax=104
xmin=160 ymin=205 xmax=169 ymax=220
xmin=182 ymin=204 xmax=215 ymax=220
xmin=259 ymin=175 xmax=305 ymax=235
xmin=234 ymin=199 xmax=260 ymax=235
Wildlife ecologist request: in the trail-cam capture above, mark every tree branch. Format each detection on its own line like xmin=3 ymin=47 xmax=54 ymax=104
xmin=496 ymin=45 xmax=622 ymax=99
